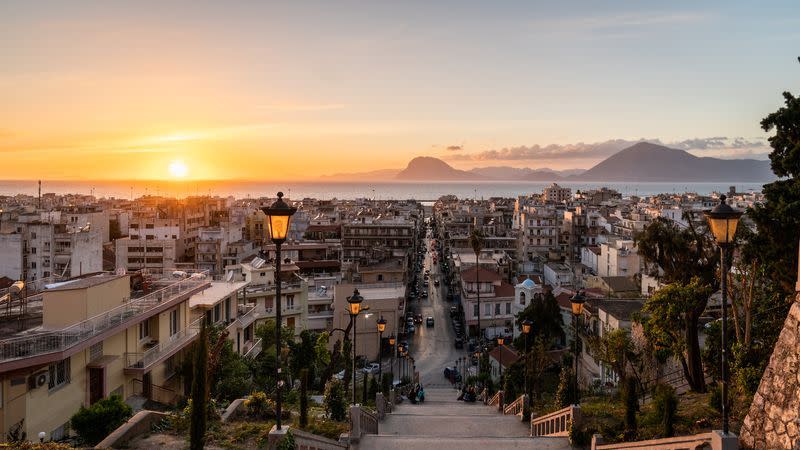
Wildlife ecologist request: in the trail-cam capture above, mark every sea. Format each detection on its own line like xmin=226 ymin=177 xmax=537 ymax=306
xmin=0 ymin=180 xmax=766 ymax=201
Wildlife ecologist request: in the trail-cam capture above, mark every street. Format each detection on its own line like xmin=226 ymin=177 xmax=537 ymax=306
xmin=407 ymin=234 xmax=469 ymax=389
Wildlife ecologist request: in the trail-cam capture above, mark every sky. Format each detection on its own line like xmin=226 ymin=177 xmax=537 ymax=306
xmin=1 ymin=0 xmax=798 ymax=181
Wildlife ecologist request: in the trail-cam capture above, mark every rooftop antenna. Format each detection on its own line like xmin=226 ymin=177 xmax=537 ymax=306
xmin=38 ymin=180 xmax=41 ymax=209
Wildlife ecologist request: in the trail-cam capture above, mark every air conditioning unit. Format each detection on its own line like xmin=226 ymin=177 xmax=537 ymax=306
xmin=28 ymin=371 xmax=48 ymax=390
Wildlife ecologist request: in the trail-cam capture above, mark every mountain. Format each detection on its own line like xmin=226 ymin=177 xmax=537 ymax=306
xmin=572 ymin=142 xmax=774 ymax=182
xmin=395 ymin=156 xmax=479 ymax=180
xmin=319 ymin=168 xmax=400 ymax=181
xmin=469 ymin=166 xmax=584 ymax=180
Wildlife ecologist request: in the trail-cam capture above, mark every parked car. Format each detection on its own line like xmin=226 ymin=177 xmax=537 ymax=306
xmin=423 ymin=281 xmax=429 ymax=288
xmin=361 ymin=362 xmax=380 ymax=375
xmin=434 ymin=280 xmax=440 ymax=287
xmin=421 ymin=290 xmax=428 ymax=297
xmin=407 ymin=324 xmax=416 ymax=333
xmin=426 ymin=317 xmax=434 ymax=327
xmin=454 ymin=337 xmax=464 ymax=349
xmin=414 ymin=314 xmax=423 ymax=323
xmin=449 ymin=306 xmax=458 ymax=316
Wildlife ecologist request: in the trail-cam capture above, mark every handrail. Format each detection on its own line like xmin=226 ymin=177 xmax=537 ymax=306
xmin=504 ymin=394 xmax=526 ymax=416
xmin=531 ymin=404 xmax=580 ymax=437
xmin=488 ymin=390 xmax=503 ymax=407
xmin=243 ymin=338 xmax=263 ymax=358
xmin=125 ymin=318 xmax=202 ymax=369
xmin=0 ymin=276 xmax=209 ymax=363
xmin=131 ymin=378 xmax=178 ymax=405
xmin=360 ymin=407 xmax=379 ymax=435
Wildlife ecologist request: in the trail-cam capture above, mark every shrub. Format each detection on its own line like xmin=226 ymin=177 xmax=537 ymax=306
xmin=324 ymin=379 xmax=347 ymax=421
xmin=553 ymin=366 xmax=575 ymax=409
xmin=276 ymin=429 xmax=297 ymax=450
xmin=301 ymin=419 xmax=349 ymax=440
xmin=70 ymin=395 xmax=133 ymax=446
xmin=381 ymin=373 xmax=392 ymax=395
xmin=708 ymin=382 xmax=723 ymax=412
xmin=368 ymin=375 xmax=379 ymax=401
xmin=245 ymin=391 xmax=273 ymax=419
xmin=652 ymin=384 xmax=678 ymax=437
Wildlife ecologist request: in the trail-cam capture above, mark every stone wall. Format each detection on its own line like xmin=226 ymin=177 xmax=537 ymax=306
xmin=739 ymin=297 xmax=800 ymax=450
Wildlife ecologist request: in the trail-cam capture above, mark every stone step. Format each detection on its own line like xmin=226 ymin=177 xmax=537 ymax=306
xmin=355 ymin=435 xmax=571 ymax=450
xmin=377 ymin=415 xmax=530 ymax=437
xmin=391 ymin=403 xmax=505 ymax=416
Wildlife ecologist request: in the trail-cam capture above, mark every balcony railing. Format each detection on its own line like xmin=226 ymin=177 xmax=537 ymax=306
xmin=243 ymin=338 xmax=262 ymax=358
xmin=0 ymin=275 xmax=209 ymax=363
xmin=236 ymin=303 xmax=258 ymax=328
xmin=125 ymin=318 xmax=202 ymax=371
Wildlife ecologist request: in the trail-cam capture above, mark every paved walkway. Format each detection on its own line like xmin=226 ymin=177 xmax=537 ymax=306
xmin=354 ymin=388 xmax=571 ymax=449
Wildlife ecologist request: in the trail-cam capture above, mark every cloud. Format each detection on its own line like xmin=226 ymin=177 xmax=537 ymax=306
xmin=445 ymin=137 xmax=770 ymax=162
xmin=445 ymin=145 xmax=463 ymax=152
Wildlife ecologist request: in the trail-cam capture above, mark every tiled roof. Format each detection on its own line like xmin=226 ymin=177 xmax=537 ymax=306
xmin=460 ymin=267 xmax=502 ymax=283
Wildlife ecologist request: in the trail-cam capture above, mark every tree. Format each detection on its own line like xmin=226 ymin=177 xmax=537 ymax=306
xmin=623 ymin=377 xmax=638 ymax=440
xmin=636 ymin=216 xmax=717 ymax=286
xmin=299 ymin=369 xmax=309 ymax=428
xmin=513 ymin=291 xmax=564 ymax=349
xmin=324 ymin=379 xmax=347 ymax=421
xmin=289 ymin=330 xmax=318 ymax=386
xmin=190 ymin=322 xmax=209 ymax=450
xmin=70 ymin=395 xmax=133 ymax=446
xmin=638 ymin=278 xmax=711 ymax=392
xmin=553 ymin=366 xmax=576 ymax=408
xmin=469 ymin=229 xmax=485 ymax=339
xmin=586 ymin=329 xmax=641 ymax=392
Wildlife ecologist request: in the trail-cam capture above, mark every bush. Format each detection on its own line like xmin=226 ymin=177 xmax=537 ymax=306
xmin=245 ymin=391 xmax=273 ymax=419
xmin=553 ymin=366 xmax=575 ymax=409
xmin=652 ymin=384 xmax=678 ymax=437
xmin=381 ymin=373 xmax=393 ymax=395
xmin=301 ymin=419 xmax=349 ymax=440
xmin=324 ymin=379 xmax=347 ymax=421
xmin=70 ymin=395 xmax=133 ymax=446
xmin=368 ymin=375 xmax=379 ymax=401
xmin=708 ymin=383 xmax=723 ymax=412
xmin=276 ymin=429 xmax=297 ymax=450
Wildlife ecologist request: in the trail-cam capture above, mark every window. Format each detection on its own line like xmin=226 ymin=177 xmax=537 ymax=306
xmin=286 ymin=295 xmax=295 ymax=310
xmin=506 ymin=302 xmax=511 ymax=314
xmin=484 ymin=303 xmax=492 ymax=317
xmin=31 ymin=232 xmax=37 ymax=239
xmin=89 ymin=342 xmax=103 ymax=362
xmin=170 ymin=309 xmax=179 ymax=336
xmin=377 ymin=274 xmax=384 ymax=281
xmin=31 ymin=262 xmax=36 ymax=269
xmin=495 ymin=303 xmax=501 ymax=315
xmin=48 ymin=358 xmax=71 ymax=391
xmin=213 ymin=304 xmax=221 ymax=322
xmin=145 ymin=224 xmax=154 ymax=229
xmin=31 ymin=247 xmax=36 ymax=254
xmin=520 ymin=292 xmax=526 ymax=306
xmin=473 ymin=304 xmax=479 ymax=318
xmin=139 ymin=320 xmax=150 ymax=340
xmin=225 ymin=298 xmax=231 ymax=322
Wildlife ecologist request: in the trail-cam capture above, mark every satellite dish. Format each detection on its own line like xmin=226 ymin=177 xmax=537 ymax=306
xmin=115 ymin=267 xmax=127 ymax=276
xmin=190 ymin=273 xmax=206 ymax=280
xmin=172 ymin=270 xmax=188 ymax=279
xmin=225 ymin=271 xmax=234 ymax=283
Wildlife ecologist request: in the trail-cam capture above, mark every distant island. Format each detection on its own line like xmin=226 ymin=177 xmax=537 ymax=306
xmin=324 ymin=142 xmax=775 ymax=182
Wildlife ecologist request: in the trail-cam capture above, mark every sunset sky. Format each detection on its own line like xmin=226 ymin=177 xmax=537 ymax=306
xmin=1 ymin=1 xmax=798 ymax=181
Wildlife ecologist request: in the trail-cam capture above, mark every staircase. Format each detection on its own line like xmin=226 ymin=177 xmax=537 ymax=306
xmin=353 ymin=388 xmax=571 ymax=449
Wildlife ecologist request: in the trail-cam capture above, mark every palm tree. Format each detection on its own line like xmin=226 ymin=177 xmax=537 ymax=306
xmin=469 ymin=229 xmax=485 ymax=342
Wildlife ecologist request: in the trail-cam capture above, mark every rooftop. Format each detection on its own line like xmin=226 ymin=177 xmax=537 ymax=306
xmin=44 ymin=273 xmax=126 ymax=292
xmin=460 ymin=267 xmax=503 ymax=283
xmin=189 ymin=281 xmax=250 ymax=308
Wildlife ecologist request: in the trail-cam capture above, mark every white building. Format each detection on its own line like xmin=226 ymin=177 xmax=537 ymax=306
xmin=598 ymin=238 xmax=641 ymax=277
xmin=544 ymin=262 xmax=572 ymax=288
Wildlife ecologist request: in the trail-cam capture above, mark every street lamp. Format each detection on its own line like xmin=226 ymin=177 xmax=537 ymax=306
xmin=704 ymin=194 xmax=742 ymax=436
xmin=570 ymin=291 xmax=586 ymax=405
xmin=377 ymin=316 xmax=386 ymax=386
xmin=347 ymin=289 xmax=364 ymax=405
xmin=522 ymin=319 xmax=533 ymax=401
xmin=388 ymin=335 xmax=396 ymax=382
xmin=261 ymin=191 xmax=296 ymax=431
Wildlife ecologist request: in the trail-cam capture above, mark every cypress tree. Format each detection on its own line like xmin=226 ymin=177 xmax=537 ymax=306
xmin=190 ymin=322 xmax=209 ymax=450
xmin=299 ymin=368 xmax=309 ymax=428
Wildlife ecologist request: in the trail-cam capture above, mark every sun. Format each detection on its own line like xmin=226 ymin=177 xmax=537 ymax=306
xmin=168 ymin=160 xmax=189 ymax=178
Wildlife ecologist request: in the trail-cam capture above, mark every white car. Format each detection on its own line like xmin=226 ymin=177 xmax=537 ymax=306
xmin=361 ymin=363 xmax=380 ymax=375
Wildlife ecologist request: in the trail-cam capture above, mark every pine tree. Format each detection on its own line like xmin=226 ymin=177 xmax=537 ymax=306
xmin=190 ymin=322 xmax=209 ymax=450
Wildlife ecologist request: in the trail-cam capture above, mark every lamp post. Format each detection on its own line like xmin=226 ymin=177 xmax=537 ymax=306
xmin=377 ymin=316 xmax=386 ymax=384
xmin=522 ymin=319 xmax=533 ymax=401
xmin=704 ymin=194 xmax=742 ymax=436
xmin=261 ymin=191 xmax=296 ymax=430
xmin=388 ymin=335 xmax=396 ymax=383
xmin=347 ymin=289 xmax=364 ymax=405
xmin=570 ymin=291 xmax=586 ymax=405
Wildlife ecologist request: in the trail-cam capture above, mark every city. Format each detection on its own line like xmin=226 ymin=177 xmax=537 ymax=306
xmin=2 ymin=2 xmax=799 ymax=450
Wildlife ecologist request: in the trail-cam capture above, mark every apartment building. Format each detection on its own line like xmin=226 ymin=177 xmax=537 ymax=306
xmin=341 ymin=215 xmax=417 ymax=264
xmin=0 ymin=272 xmax=210 ymax=442
xmin=0 ymin=219 xmax=103 ymax=282
xmin=460 ymin=267 xmax=516 ymax=340
xmin=577 ymin=299 xmax=643 ymax=388
xmin=542 ymin=183 xmax=572 ymax=204
xmin=236 ymin=260 xmax=309 ymax=337
xmin=597 ymin=238 xmax=641 ymax=277
xmin=515 ymin=204 xmax=563 ymax=262
xmin=195 ymin=226 xmax=256 ymax=277
xmin=187 ymin=280 xmax=261 ymax=357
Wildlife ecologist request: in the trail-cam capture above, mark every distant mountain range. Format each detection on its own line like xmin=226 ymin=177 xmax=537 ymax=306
xmin=322 ymin=142 xmax=775 ymax=182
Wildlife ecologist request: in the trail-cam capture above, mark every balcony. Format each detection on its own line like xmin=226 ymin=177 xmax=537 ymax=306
xmin=0 ymin=274 xmax=210 ymax=370
xmin=124 ymin=318 xmax=202 ymax=374
xmin=236 ymin=303 xmax=259 ymax=329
